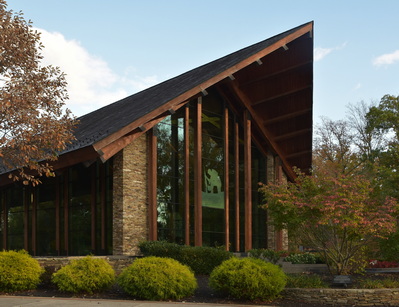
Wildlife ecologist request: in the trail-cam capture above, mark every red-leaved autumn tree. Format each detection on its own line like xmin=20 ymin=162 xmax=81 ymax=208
xmin=260 ymin=168 xmax=399 ymax=275
xmin=0 ymin=0 xmax=75 ymax=185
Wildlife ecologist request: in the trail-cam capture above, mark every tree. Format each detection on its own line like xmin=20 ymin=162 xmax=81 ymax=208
xmin=259 ymin=168 xmax=399 ymax=275
xmin=366 ymin=95 xmax=399 ymax=198
xmin=0 ymin=0 xmax=75 ymax=185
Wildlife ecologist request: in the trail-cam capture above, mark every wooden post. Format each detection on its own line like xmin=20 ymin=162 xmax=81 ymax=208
xmin=275 ymin=157 xmax=283 ymax=251
xmin=224 ymin=107 xmax=230 ymax=250
xmin=234 ymin=121 xmax=240 ymax=251
xmin=184 ymin=106 xmax=190 ymax=245
xmin=148 ymin=129 xmax=158 ymax=241
xmin=244 ymin=111 xmax=252 ymax=252
xmin=194 ymin=98 xmax=202 ymax=246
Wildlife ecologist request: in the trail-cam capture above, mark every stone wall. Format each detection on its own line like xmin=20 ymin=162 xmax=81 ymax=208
xmin=113 ymin=134 xmax=148 ymax=256
xmin=283 ymin=288 xmax=399 ymax=306
xmin=36 ymin=256 xmax=136 ymax=274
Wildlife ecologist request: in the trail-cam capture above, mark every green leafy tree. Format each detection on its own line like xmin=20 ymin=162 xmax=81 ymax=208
xmin=260 ymin=168 xmax=399 ymax=275
xmin=0 ymin=0 xmax=75 ymax=185
xmin=366 ymin=95 xmax=399 ymax=198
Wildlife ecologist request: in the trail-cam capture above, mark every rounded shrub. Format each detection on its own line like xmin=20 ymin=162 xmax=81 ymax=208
xmin=117 ymin=256 xmax=197 ymax=300
xmin=52 ymin=256 xmax=115 ymax=294
xmin=0 ymin=250 xmax=44 ymax=292
xmin=209 ymin=257 xmax=287 ymax=300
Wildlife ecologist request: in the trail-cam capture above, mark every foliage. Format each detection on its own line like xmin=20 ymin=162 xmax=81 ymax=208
xmin=117 ymin=256 xmax=197 ymax=301
xmin=284 ymin=252 xmax=318 ymax=264
xmin=377 ymin=230 xmax=399 ymax=261
xmin=355 ymin=277 xmax=399 ymax=289
xmin=0 ymin=0 xmax=75 ymax=185
xmin=285 ymin=273 xmax=328 ymax=288
xmin=51 ymin=256 xmax=115 ymax=294
xmin=209 ymin=257 xmax=287 ymax=301
xmin=368 ymin=260 xmax=399 ymax=268
xmin=138 ymin=241 xmax=233 ymax=275
xmin=248 ymin=248 xmax=286 ymax=264
xmin=260 ymin=168 xmax=399 ymax=275
xmin=0 ymin=250 xmax=44 ymax=292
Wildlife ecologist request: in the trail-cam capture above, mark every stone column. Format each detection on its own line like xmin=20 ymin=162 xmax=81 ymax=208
xmin=113 ymin=134 xmax=148 ymax=255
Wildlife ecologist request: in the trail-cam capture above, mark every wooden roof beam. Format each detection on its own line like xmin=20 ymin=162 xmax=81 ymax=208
xmin=240 ymin=60 xmax=312 ymax=88
xmin=264 ymin=108 xmax=312 ymax=125
xmin=252 ymin=84 xmax=312 ymax=106
xmin=286 ymin=149 xmax=312 ymax=159
xmin=274 ymin=128 xmax=312 ymax=142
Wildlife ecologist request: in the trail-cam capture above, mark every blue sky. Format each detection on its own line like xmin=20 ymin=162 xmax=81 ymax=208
xmin=7 ymin=0 xmax=399 ymax=123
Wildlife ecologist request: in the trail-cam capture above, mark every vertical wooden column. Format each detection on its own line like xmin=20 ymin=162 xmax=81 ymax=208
xmin=194 ymin=97 xmax=202 ymax=246
xmin=30 ymin=189 xmax=36 ymax=255
xmin=55 ymin=176 xmax=60 ymax=255
xmin=90 ymin=165 xmax=96 ymax=252
xmin=148 ymin=129 xmax=158 ymax=241
xmin=275 ymin=157 xmax=283 ymax=251
xmin=224 ymin=107 xmax=230 ymax=250
xmin=184 ymin=106 xmax=190 ymax=245
xmin=2 ymin=193 xmax=6 ymax=249
xmin=234 ymin=121 xmax=240 ymax=252
xmin=24 ymin=189 xmax=29 ymax=252
xmin=100 ymin=164 xmax=106 ymax=251
xmin=63 ymin=170 xmax=69 ymax=255
xmin=244 ymin=110 xmax=252 ymax=252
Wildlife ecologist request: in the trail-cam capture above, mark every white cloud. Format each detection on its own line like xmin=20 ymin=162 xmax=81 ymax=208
xmin=314 ymin=42 xmax=347 ymax=62
xmin=353 ymin=82 xmax=362 ymax=91
xmin=36 ymin=28 xmax=159 ymax=116
xmin=373 ymin=50 xmax=399 ymax=66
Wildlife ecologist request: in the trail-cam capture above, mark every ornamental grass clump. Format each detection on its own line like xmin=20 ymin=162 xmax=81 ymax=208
xmin=51 ymin=256 xmax=115 ymax=294
xmin=0 ymin=250 xmax=44 ymax=292
xmin=209 ymin=257 xmax=287 ymax=301
xmin=117 ymin=256 xmax=197 ymax=300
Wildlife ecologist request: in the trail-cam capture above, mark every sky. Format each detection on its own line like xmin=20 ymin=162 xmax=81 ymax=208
xmin=6 ymin=0 xmax=399 ymax=123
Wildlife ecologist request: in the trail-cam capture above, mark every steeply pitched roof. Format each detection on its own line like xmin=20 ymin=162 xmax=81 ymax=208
xmin=1 ymin=22 xmax=313 ymax=182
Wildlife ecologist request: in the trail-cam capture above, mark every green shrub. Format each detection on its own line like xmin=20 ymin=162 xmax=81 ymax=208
xmin=286 ymin=274 xmax=328 ymax=288
xmin=284 ymin=252 xmax=318 ymax=264
xmin=52 ymin=256 xmax=115 ymax=294
xmin=356 ymin=277 xmax=399 ymax=289
xmin=180 ymin=245 xmax=233 ymax=275
xmin=0 ymin=250 xmax=44 ymax=292
xmin=248 ymin=248 xmax=285 ymax=264
xmin=138 ymin=241 xmax=233 ymax=275
xmin=117 ymin=256 xmax=197 ymax=300
xmin=139 ymin=241 xmax=183 ymax=259
xmin=209 ymin=257 xmax=287 ymax=300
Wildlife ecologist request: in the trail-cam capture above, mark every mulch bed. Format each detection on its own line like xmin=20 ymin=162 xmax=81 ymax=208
xmin=3 ymin=273 xmax=399 ymax=306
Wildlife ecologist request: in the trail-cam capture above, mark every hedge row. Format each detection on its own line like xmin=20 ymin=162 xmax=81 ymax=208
xmin=0 ymin=248 xmax=287 ymax=301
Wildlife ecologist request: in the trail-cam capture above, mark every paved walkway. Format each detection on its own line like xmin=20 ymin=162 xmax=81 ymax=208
xmin=0 ymin=296 xmax=275 ymax=307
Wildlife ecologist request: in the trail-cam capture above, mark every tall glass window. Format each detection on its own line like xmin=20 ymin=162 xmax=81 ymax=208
xmin=6 ymin=185 xmax=25 ymax=250
xmin=36 ymin=177 xmax=57 ymax=255
xmin=157 ymin=109 xmax=185 ymax=243
xmin=68 ymin=164 xmax=92 ymax=255
xmin=202 ymin=93 xmax=225 ymax=246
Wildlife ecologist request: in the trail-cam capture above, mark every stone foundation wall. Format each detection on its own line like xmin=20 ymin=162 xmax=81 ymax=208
xmin=36 ymin=256 xmax=136 ymax=274
xmin=283 ymin=288 xmax=399 ymax=306
xmin=113 ymin=134 xmax=148 ymax=256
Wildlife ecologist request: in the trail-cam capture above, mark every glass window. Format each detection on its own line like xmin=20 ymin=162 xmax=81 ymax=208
xmin=36 ymin=177 xmax=57 ymax=255
xmin=6 ymin=185 xmax=25 ymax=250
xmin=68 ymin=164 xmax=92 ymax=255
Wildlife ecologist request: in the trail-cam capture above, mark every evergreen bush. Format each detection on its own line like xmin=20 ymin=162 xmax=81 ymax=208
xmin=117 ymin=256 xmax=197 ymax=300
xmin=284 ymin=252 xmax=318 ymax=264
xmin=51 ymin=256 xmax=115 ymax=294
xmin=138 ymin=241 xmax=233 ymax=274
xmin=0 ymin=250 xmax=44 ymax=292
xmin=248 ymin=248 xmax=285 ymax=264
xmin=286 ymin=273 xmax=328 ymax=288
xmin=209 ymin=257 xmax=287 ymax=300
